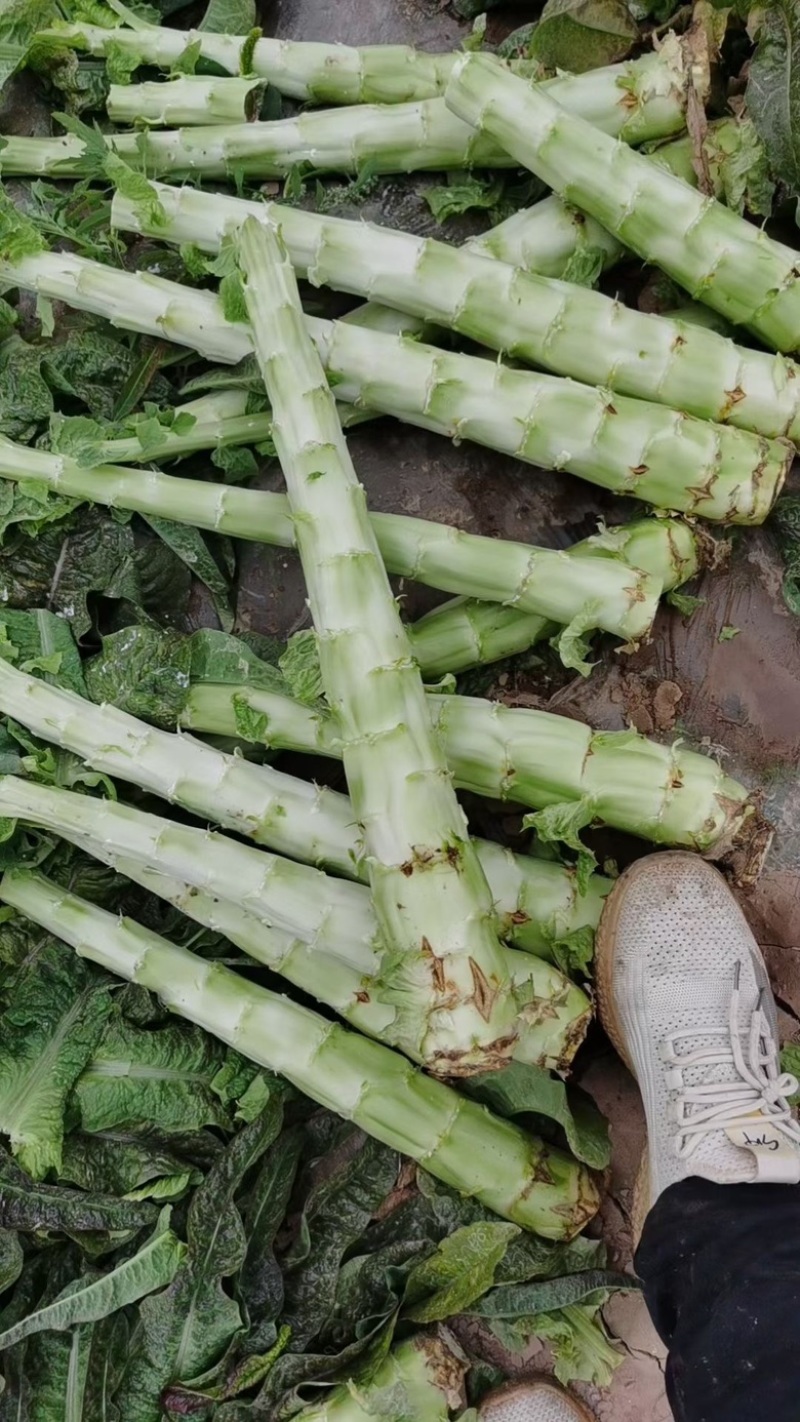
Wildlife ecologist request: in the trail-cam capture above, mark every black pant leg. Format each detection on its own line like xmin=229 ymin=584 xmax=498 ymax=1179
xmin=635 ymin=1177 xmax=800 ymax=1422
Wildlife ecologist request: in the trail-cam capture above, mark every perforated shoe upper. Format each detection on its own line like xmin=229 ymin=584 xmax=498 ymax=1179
xmin=480 ymin=1380 xmax=593 ymax=1422
xmin=598 ymin=852 xmax=800 ymax=1207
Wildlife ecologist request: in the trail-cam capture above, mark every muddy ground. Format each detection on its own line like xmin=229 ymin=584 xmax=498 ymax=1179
xmin=242 ymin=4 xmax=800 ymax=1414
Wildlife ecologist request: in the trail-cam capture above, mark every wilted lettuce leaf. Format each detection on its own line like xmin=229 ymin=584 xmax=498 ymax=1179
xmin=460 ymin=1062 xmax=611 ymax=1170
xmin=0 ymin=1146 xmax=159 ymax=1235
xmin=85 ymin=624 xmax=288 ymax=727
xmin=0 ymin=0 xmax=56 ymax=91
xmin=0 ymin=932 xmax=113 ymax=1177
xmin=75 ymin=1017 xmax=238 ymax=1136
xmin=0 ymin=507 xmax=190 ymax=637
xmin=509 ymin=0 xmax=638 ymax=73
xmin=114 ymin=1096 xmax=289 ymax=1421
xmin=139 ymin=514 xmax=235 ymax=632
xmin=0 ymin=608 xmax=87 ymax=695
xmin=424 ymin=173 xmax=507 ymax=224
xmin=748 ymin=0 xmax=800 ymax=198
xmin=60 ymin=1130 xmax=200 ymax=1202
xmin=523 ymin=798 xmax=598 ymax=896
xmin=281 ymin=1129 xmax=399 ymax=1349
xmin=238 ymin=1123 xmax=304 ymax=1330
xmin=771 ymin=497 xmax=800 ymax=616
xmin=0 ymin=1207 xmax=185 ymax=1351
xmin=198 ymin=0 xmax=256 ymax=33
xmin=402 ymin=1222 xmax=519 ymax=1323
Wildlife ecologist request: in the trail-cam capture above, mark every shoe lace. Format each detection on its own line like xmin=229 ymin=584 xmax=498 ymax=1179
xmin=663 ymin=962 xmax=800 ymax=1160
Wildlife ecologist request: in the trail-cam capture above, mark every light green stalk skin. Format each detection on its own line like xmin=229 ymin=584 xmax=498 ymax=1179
xmin=441 ymin=118 xmax=739 ymax=279
xmin=0 ymin=654 xmax=364 ymax=876
xmin=0 ymin=868 xmax=598 ymax=1239
xmin=406 ymin=517 xmax=701 ymax=675
xmin=96 ymin=390 xmax=367 ymax=464
xmin=0 ymin=103 xmax=513 ymax=180
xmin=430 ymin=694 xmax=751 ymax=851
xmin=182 ymin=681 xmax=752 ymax=851
xmin=107 ymin=75 xmax=267 ymax=126
xmin=0 ymin=653 xmax=605 ymax=957
xmin=237 ymin=216 xmax=518 ymax=1076
xmin=82 ymin=857 xmax=593 ymax=1072
xmin=9 ymin=252 xmax=791 ymax=522
xmin=0 ymin=435 xmax=658 ymax=638
xmin=294 ymin=1335 xmax=467 ymax=1422
xmin=445 ymin=53 xmax=800 ymax=354
xmin=5 ymin=43 xmax=697 ymax=182
xmin=110 ymin=183 xmax=800 ymax=456
xmin=37 ymin=21 xmax=693 ymax=121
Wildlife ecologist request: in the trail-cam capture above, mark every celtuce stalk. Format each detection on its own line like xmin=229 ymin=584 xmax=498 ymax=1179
xmin=3 ymin=252 xmax=790 ymax=522
xmin=81 ymin=393 xmax=694 ymax=675
xmin=236 ymin=215 xmax=518 ymax=1076
xmin=107 ymin=75 xmax=267 ymax=126
xmin=110 ymin=181 xmax=800 ymax=452
xmin=35 ymin=20 xmax=696 ymax=116
xmin=0 ymin=779 xmax=588 ymax=1072
xmin=292 ymin=1334 xmax=467 ymax=1421
xmin=182 ymin=680 xmax=752 ymax=850
xmin=393 ymin=517 xmax=701 ymax=676
xmin=1 ymin=51 xmax=699 ymax=183
xmin=0 ymin=436 xmax=660 ymax=640
xmin=0 ymin=655 xmax=606 ymax=954
xmin=0 ymin=645 xmax=751 ymax=854
xmin=0 ymin=868 xmax=598 ymax=1239
xmin=446 ymin=53 xmax=800 ymax=354
xmin=67 ymin=852 xmax=593 ymax=1072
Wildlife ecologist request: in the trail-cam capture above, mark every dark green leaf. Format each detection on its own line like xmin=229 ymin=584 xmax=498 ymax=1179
xmin=0 ymin=932 xmax=113 ymax=1177
xmin=0 ymin=508 xmax=190 ymax=637
xmin=0 ymin=1147 xmax=159 ymax=1234
xmin=460 ymin=1062 xmax=611 ymax=1169
xmin=115 ymin=1096 xmax=288 ymax=1421
xmin=281 ymin=1129 xmax=399 ymax=1348
xmin=140 ymin=515 xmax=235 ymax=631
xmin=525 ymin=0 xmax=638 ymax=74
xmin=0 ymin=609 xmax=86 ymax=695
xmin=748 ymin=1 xmax=800 ymax=198
xmin=60 ymin=1130 xmax=199 ymax=1201
xmin=75 ymin=1017 xmax=236 ymax=1135
xmin=470 ymin=1269 xmax=636 ymax=1317
xmin=403 ymin=1221 xmax=519 ymax=1322
xmin=239 ymin=1123 xmax=304 ymax=1327
xmin=0 ymin=1208 xmax=185 ymax=1350
xmin=198 ymin=0 xmax=256 ymax=34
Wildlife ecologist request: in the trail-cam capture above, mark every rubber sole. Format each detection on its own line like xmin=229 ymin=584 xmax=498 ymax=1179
xmin=480 ymin=1377 xmax=596 ymax=1422
xmin=595 ymin=850 xmax=705 ymax=1243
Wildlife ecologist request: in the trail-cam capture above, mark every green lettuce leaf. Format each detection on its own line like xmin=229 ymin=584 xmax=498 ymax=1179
xmin=74 ymin=1017 xmax=238 ymax=1135
xmin=748 ymin=0 xmax=800 ymax=198
xmin=0 ymin=932 xmax=113 ymax=1176
xmin=460 ymin=1062 xmax=611 ymax=1169
xmin=0 ymin=1207 xmax=185 ymax=1351
xmin=114 ymin=1094 xmax=289 ymax=1421
xmin=402 ymin=1221 xmax=519 ymax=1323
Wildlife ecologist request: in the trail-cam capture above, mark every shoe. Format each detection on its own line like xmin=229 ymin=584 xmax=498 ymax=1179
xmin=596 ymin=850 xmax=800 ymax=1230
xmin=480 ymin=1378 xmax=595 ymax=1422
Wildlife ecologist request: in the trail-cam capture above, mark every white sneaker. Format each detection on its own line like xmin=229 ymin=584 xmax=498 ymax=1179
xmin=480 ymin=1379 xmax=595 ymax=1422
xmin=596 ymin=851 xmax=800 ymax=1230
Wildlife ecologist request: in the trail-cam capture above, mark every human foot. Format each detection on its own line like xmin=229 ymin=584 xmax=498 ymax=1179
xmin=479 ymin=1378 xmax=595 ymax=1422
xmin=596 ymin=851 xmax=800 ymax=1227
